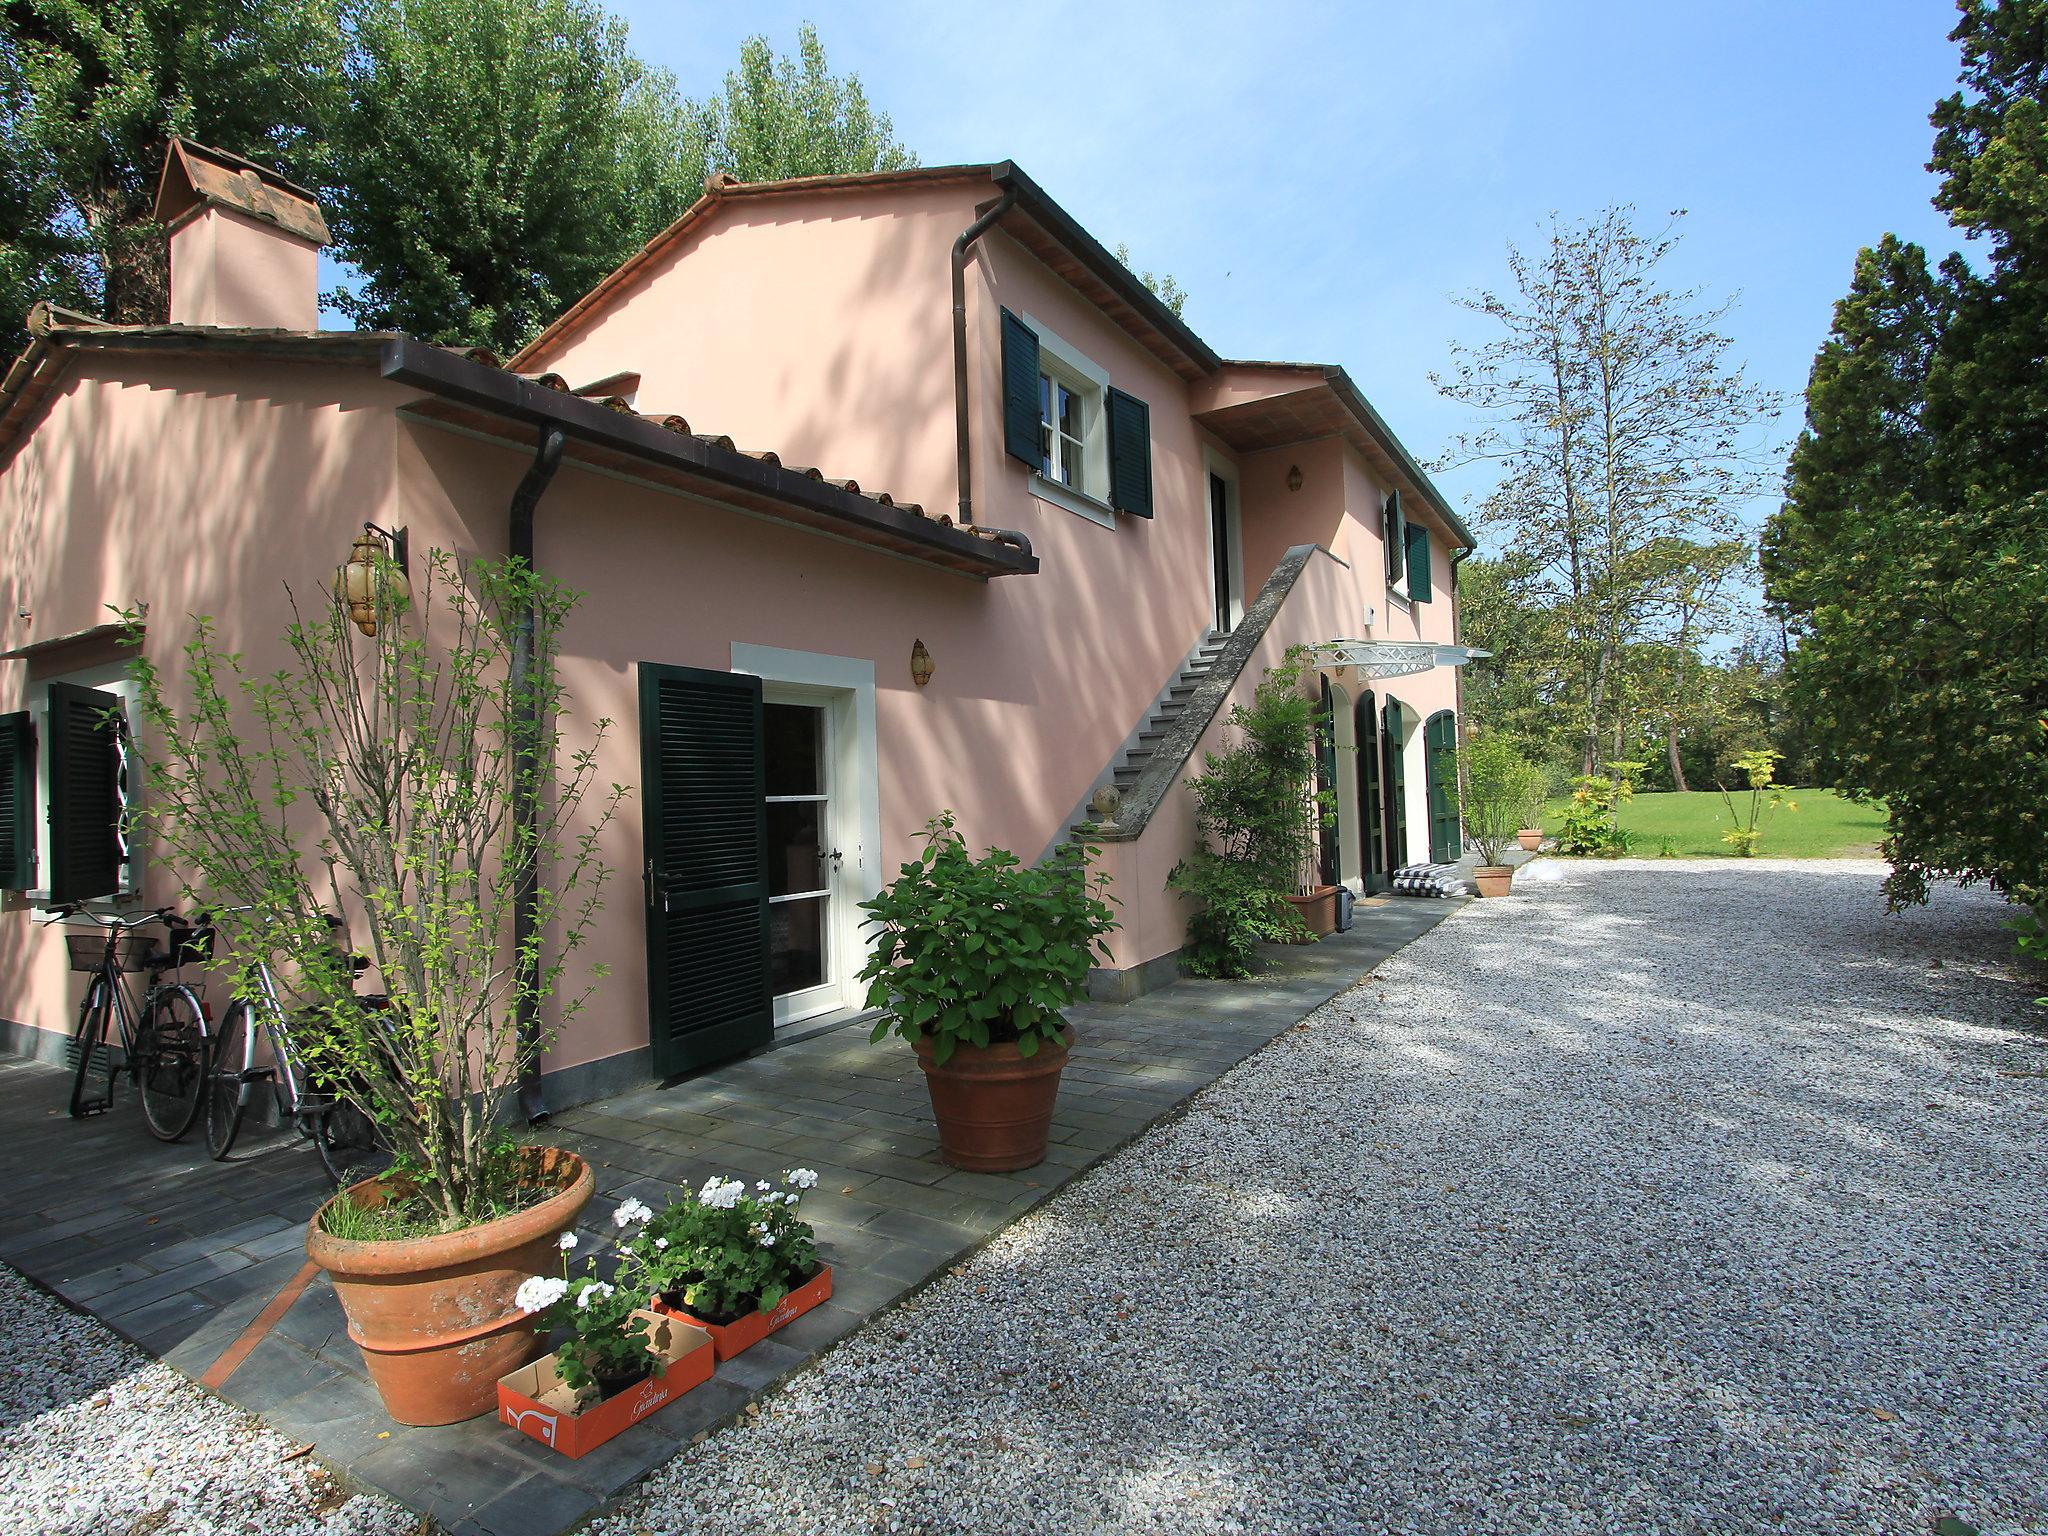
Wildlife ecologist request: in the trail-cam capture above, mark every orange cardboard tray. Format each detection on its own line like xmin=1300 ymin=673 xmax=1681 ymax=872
xmin=497 ymin=1308 xmax=713 ymax=1458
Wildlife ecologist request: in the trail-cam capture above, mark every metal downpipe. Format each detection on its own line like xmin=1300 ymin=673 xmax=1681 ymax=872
xmin=509 ymin=425 xmax=567 ymax=1125
xmin=952 ymin=188 xmax=1019 ymax=525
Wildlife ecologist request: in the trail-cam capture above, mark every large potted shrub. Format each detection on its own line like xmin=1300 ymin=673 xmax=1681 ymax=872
xmin=1169 ymin=647 xmax=1331 ymax=973
xmin=1463 ymin=734 xmax=1547 ymax=896
xmin=858 ymin=814 xmax=1117 ymax=1171
xmin=127 ymin=549 xmax=622 ymax=1424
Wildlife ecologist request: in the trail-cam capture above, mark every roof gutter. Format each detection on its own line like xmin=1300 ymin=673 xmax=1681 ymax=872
xmin=1323 ymin=368 xmax=1476 ymax=549
xmin=377 ymin=339 xmax=1036 ymax=576
xmin=952 ymin=187 xmax=1018 ymax=524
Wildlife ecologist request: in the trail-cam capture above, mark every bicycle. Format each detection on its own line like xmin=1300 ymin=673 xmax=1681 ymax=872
xmin=204 ymin=907 xmax=395 ymax=1187
xmin=45 ymin=903 xmax=213 ymax=1140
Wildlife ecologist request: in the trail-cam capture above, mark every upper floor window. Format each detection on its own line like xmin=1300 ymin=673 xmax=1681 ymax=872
xmin=1001 ymin=308 xmax=1153 ymax=523
xmin=1039 ymin=366 xmax=1096 ymax=492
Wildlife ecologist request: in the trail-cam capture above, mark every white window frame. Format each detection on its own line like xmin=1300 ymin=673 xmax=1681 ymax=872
xmin=20 ymin=659 xmax=143 ymax=909
xmin=731 ymin=644 xmax=881 ymax=1030
xmin=1022 ymin=313 xmax=1116 ymax=529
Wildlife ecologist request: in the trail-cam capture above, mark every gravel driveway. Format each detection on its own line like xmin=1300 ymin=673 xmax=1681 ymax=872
xmin=0 ymin=1260 xmax=413 ymax=1536
xmin=594 ymin=860 xmax=2047 ymax=1536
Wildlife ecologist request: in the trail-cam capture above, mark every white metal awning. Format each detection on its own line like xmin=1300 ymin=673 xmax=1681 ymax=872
xmin=1312 ymin=641 xmax=1490 ymax=678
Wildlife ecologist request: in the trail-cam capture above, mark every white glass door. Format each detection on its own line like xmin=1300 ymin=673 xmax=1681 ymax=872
xmin=764 ymin=699 xmax=840 ymax=1025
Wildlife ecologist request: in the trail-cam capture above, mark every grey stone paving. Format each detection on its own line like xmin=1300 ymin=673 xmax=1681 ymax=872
xmin=0 ymin=894 xmax=1460 ymax=1535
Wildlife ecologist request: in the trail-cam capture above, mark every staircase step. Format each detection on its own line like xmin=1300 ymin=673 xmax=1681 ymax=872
xmin=1138 ymin=728 xmax=1169 ymax=742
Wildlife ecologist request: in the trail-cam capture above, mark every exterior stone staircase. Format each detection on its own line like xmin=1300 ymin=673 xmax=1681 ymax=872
xmin=1058 ymin=543 xmax=1321 ymax=849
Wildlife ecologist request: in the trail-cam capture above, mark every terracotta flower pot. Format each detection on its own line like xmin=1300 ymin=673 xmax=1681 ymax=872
xmin=1281 ymin=885 xmax=1340 ymax=938
xmin=912 ymin=1028 xmax=1073 ymax=1172
xmin=1473 ymin=866 xmax=1515 ymax=897
xmin=1517 ymin=828 xmax=1543 ymax=851
xmin=306 ymin=1145 xmax=593 ymax=1426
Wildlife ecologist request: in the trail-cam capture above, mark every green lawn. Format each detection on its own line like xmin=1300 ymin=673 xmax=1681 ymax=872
xmin=1541 ymin=788 xmax=1888 ymax=859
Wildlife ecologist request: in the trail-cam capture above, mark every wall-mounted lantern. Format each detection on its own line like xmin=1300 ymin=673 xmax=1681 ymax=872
xmin=339 ymin=522 xmax=411 ymax=637
xmin=1286 ymin=464 xmax=1304 ymax=492
xmin=909 ymin=637 xmax=934 ymax=688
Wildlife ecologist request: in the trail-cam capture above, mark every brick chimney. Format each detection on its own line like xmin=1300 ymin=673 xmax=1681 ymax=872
xmin=153 ymin=139 xmax=330 ymax=331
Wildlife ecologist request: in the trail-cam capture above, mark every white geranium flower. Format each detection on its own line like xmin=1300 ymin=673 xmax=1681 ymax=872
xmin=653 ymin=1237 xmax=669 ymax=1251
xmin=514 ymin=1275 xmax=569 ymax=1314
xmin=698 ymin=1176 xmax=745 ymax=1210
xmin=575 ymin=1280 xmax=615 ymax=1311
xmin=612 ymin=1198 xmax=654 ymax=1229
xmin=759 ymin=1233 xmax=777 ymax=1248
xmin=755 ymin=1180 xmax=771 ymax=1192
xmin=557 ymin=1231 xmax=579 ymax=1251
xmin=784 ymin=1168 xmax=819 ymax=1190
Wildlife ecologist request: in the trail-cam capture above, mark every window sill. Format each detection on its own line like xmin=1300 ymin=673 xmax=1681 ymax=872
xmin=1032 ymin=474 xmax=1117 ymax=529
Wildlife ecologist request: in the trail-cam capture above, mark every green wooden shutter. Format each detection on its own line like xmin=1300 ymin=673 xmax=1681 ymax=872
xmin=1354 ymin=691 xmax=1386 ymax=891
xmin=1381 ymin=698 xmax=1408 ymax=868
xmin=1424 ymin=710 xmax=1461 ymax=864
xmin=1406 ymin=522 xmax=1432 ymax=602
xmin=0 ymin=711 xmax=33 ymax=890
xmin=1105 ymin=386 xmax=1153 ymax=517
xmin=1000 ymin=309 xmax=1042 ymax=468
xmin=47 ymin=683 xmax=125 ymax=903
xmin=639 ymin=664 xmax=773 ymax=1078
xmin=1314 ymin=678 xmax=1338 ymax=885
xmin=1384 ymin=490 xmax=1405 ymax=584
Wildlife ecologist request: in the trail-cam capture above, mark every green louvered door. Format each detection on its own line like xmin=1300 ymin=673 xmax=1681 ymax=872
xmin=1354 ymin=691 xmax=1386 ymax=891
xmin=1382 ymin=699 xmax=1408 ymax=870
xmin=1424 ymin=710 xmax=1461 ymax=864
xmin=1314 ymin=679 xmax=1339 ymax=887
xmin=640 ymin=664 xmax=773 ymax=1078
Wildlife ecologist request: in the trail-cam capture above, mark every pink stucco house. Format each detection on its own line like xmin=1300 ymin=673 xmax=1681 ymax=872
xmin=0 ymin=141 xmax=1477 ymax=1107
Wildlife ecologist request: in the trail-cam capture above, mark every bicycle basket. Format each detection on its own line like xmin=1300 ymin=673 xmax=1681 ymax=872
xmin=67 ymin=933 xmax=159 ymax=973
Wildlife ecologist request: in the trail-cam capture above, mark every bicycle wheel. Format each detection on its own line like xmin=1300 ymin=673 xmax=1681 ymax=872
xmin=67 ymin=976 xmax=116 ymax=1118
xmin=316 ymin=1098 xmax=393 ymax=1188
xmin=136 ymin=985 xmax=208 ymax=1142
xmin=204 ymin=1001 xmax=252 ymax=1160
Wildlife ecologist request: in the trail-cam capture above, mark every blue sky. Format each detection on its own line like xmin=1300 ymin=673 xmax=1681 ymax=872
xmin=601 ymin=0 xmax=1965 ymax=545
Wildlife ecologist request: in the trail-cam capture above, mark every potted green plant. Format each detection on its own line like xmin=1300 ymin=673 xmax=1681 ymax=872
xmin=1463 ymin=733 xmax=1547 ymax=896
xmin=515 ymin=1258 xmax=669 ymax=1403
xmin=127 ymin=549 xmax=623 ymax=1425
xmin=620 ymin=1171 xmax=832 ymax=1358
xmin=858 ymin=813 xmax=1118 ymax=1171
xmin=1169 ymin=648 xmax=1331 ymax=973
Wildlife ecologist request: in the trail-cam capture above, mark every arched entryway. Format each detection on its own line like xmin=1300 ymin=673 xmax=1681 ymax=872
xmin=1423 ymin=709 xmax=1462 ymax=864
xmin=1354 ymin=689 xmax=1387 ymax=891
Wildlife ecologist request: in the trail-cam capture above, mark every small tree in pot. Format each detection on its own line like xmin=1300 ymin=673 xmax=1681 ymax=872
xmin=1463 ymin=733 xmax=1546 ymax=896
xmin=858 ymin=814 xmax=1117 ymax=1171
xmin=126 ymin=548 xmax=623 ymax=1424
xmin=1169 ymin=647 xmax=1330 ymax=973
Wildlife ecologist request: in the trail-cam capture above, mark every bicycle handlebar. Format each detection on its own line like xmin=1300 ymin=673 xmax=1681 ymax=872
xmin=34 ymin=902 xmax=181 ymax=931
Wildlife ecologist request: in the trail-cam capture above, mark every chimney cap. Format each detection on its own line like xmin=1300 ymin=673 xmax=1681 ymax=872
xmin=153 ymin=138 xmax=330 ymax=247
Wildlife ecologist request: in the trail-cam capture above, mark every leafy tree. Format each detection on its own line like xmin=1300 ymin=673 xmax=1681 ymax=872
xmin=318 ymin=0 xmax=705 ymax=354
xmin=1764 ymin=0 xmax=2048 ymax=910
xmin=696 ymin=22 xmax=914 ymax=184
xmin=1437 ymin=209 xmax=1779 ymax=774
xmin=0 ymin=0 xmax=343 ymax=349
xmin=1113 ymin=242 xmax=1187 ymax=317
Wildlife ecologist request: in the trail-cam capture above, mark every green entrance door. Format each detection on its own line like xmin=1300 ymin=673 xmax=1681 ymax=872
xmin=1424 ymin=710 xmax=1462 ymax=864
xmin=1314 ymin=678 xmax=1339 ymax=888
xmin=1381 ymin=698 xmax=1409 ymax=870
xmin=1355 ymin=689 xmax=1387 ymax=891
xmin=639 ymin=663 xmax=774 ymax=1078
